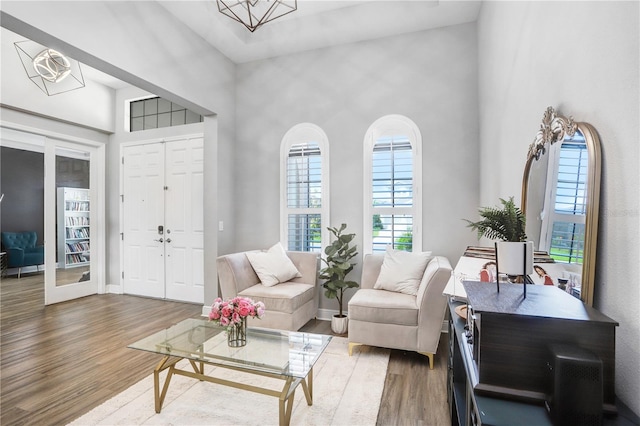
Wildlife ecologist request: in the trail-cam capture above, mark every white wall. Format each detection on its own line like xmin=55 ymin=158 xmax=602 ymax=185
xmin=477 ymin=1 xmax=639 ymax=414
xmin=1 ymin=0 xmax=237 ymax=305
xmin=236 ymin=23 xmax=480 ymax=310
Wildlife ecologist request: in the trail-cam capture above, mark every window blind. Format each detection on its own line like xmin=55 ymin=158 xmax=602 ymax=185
xmin=370 ymin=135 xmax=414 ymax=253
xmin=371 ymin=214 xmax=413 ymax=253
xmin=372 ymin=136 xmax=413 ymax=208
xmin=286 ymin=142 xmax=322 ymax=252
xmin=548 ymin=137 xmax=587 ymax=264
xmin=287 ymin=142 xmax=322 ymax=209
xmin=287 ymin=214 xmax=321 ymax=252
xmin=554 ymin=139 xmax=587 ymax=215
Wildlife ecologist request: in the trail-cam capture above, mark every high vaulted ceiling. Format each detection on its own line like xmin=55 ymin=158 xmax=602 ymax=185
xmin=160 ymin=0 xmax=482 ymax=64
xmin=2 ymin=1 xmax=483 ymax=90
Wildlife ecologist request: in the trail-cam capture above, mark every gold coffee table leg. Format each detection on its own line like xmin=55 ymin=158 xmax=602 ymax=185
xmin=301 ymin=367 xmax=313 ymax=406
xmin=279 ymin=390 xmax=295 ymax=426
xmin=153 ymin=356 xmax=180 ymax=413
xmin=277 ymin=378 xmax=296 ymax=426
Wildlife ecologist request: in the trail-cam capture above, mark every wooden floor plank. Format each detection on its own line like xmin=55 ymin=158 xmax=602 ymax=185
xmin=1 ymin=273 xmax=450 ymax=425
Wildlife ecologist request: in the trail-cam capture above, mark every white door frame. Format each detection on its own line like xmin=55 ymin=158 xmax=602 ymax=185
xmin=0 ymin=122 xmax=106 ymax=304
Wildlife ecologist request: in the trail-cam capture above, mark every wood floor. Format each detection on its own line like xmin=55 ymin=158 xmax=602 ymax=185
xmin=0 ymin=273 xmax=450 ymax=426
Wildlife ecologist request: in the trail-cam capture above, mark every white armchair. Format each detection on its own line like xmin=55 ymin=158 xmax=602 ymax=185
xmin=347 ymin=253 xmax=452 ymax=369
xmin=216 ymin=250 xmax=320 ymax=331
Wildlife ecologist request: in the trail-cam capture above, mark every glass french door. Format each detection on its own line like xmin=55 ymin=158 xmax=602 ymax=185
xmin=44 ymin=138 xmax=104 ymax=304
xmin=1 ymin=126 xmax=104 ymax=305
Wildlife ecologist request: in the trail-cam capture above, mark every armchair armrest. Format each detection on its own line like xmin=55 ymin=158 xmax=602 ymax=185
xmin=360 ymin=254 xmax=385 ymax=289
xmin=25 ymin=245 xmax=44 ymax=256
xmin=286 ymin=251 xmax=320 ymax=286
xmin=6 ymin=248 xmax=25 ymax=268
xmin=416 ymin=256 xmax=452 ymax=351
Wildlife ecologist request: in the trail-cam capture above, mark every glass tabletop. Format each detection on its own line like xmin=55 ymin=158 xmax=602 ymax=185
xmin=128 ymin=318 xmax=332 ymax=378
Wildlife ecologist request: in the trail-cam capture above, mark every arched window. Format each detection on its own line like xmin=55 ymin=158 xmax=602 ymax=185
xmin=363 ymin=115 xmax=422 ymax=254
xmin=280 ymin=124 xmax=329 ymax=252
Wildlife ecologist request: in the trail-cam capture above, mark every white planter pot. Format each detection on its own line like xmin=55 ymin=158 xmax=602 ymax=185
xmin=331 ymin=315 xmax=348 ymax=335
xmin=495 ymin=241 xmax=533 ymax=275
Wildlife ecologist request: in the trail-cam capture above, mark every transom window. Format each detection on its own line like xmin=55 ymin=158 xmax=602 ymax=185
xmin=364 ymin=115 xmax=422 ymax=254
xmin=281 ymin=124 xmax=329 ymax=252
xmin=129 ymin=97 xmax=202 ymax=132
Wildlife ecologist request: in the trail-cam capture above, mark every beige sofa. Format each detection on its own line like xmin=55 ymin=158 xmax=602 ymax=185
xmin=347 ymin=254 xmax=452 ymax=369
xmin=216 ymin=250 xmax=320 ymax=331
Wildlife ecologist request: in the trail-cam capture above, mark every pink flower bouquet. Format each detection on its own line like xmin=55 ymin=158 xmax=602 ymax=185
xmin=208 ymin=296 xmax=265 ymax=329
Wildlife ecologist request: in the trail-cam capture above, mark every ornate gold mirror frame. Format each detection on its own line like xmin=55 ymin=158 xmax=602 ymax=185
xmin=521 ymin=106 xmax=601 ymax=306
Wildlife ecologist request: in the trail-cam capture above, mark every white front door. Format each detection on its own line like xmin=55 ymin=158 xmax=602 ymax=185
xmin=122 ymin=136 xmax=204 ymax=303
xmin=122 ymin=143 xmax=166 ymax=298
xmin=164 ymin=138 xmax=204 ymax=303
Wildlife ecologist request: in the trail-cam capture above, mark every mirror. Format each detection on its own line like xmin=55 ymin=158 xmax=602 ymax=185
xmin=55 ymin=147 xmax=91 ymax=286
xmin=521 ymin=106 xmax=601 ymax=306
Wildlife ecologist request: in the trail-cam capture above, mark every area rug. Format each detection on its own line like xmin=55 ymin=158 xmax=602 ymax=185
xmin=69 ymin=337 xmax=389 ymax=426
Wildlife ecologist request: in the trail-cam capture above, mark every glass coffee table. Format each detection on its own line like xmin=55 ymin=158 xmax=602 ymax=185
xmin=128 ymin=318 xmax=331 ymax=426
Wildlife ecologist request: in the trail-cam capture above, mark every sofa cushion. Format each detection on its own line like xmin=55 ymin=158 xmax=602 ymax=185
xmin=373 ymin=248 xmax=432 ymax=295
xmin=348 ymin=288 xmax=418 ymax=326
xmin=239 ymin=281 xmax=315 ymax=314
xmin=245 ymin=242 xmax=302 ymax=287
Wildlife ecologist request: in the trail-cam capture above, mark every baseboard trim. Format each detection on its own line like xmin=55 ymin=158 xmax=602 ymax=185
xmin=105 ymin=284 xmax=122 ymax=294
xmin=202 ymin=304 xmax=212 ymax=317
xmin=317 ymin=308 xmax=342 ymax=321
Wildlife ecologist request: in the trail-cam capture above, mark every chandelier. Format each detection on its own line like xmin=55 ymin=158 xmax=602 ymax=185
xmin=217 ymin=0 xmax=297 ymax=32
xmin=14 ymin=40 xmax=85 ymax=96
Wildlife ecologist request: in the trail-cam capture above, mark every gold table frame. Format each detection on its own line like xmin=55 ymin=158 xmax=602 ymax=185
xmin=152 ymin=355 xmax=313 ymax=426
xmin=129 ymin=319 xmax=329 ymax=426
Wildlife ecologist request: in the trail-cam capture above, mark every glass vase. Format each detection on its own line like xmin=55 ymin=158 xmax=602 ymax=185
xmin=227 ymin=318 xmax=247 ymax=347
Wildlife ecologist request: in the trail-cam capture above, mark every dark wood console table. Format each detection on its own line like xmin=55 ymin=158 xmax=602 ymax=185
xmin=448 ymin=298 xmax=552 ymax=426
xmin=448 ymin=298 xmax=639 ymax=426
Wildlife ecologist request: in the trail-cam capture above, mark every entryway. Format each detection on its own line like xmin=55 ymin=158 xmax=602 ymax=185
xmin=121 ymin=135 xmax=204 ymax=304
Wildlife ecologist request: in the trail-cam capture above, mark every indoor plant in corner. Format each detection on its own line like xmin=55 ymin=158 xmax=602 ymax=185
xmin=319 ymin=223 xmax=358 ymax=335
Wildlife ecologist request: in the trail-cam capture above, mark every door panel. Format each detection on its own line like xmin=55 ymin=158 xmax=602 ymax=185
xmin=123 ymin=144 xmax=165 ymax=298
xmin=165 ymin=138 xmax=204 ymax=303
xmin=122 ymin=137 xmax=203 ymax=303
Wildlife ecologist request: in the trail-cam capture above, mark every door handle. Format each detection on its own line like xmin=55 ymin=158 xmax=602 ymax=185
xmin=154 ymin=238 xmax=164 ymax=243
xmin=166 ymin=238 xmax=172 ymax=243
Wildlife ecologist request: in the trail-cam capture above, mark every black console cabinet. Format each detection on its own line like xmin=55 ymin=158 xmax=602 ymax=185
xmin=448 ymin=299 xmax=552 ymax=426
xmin=463 ymin=281 xmax=618 ymax=409
xmin=448 ymin=297 xmax=637 ymax=426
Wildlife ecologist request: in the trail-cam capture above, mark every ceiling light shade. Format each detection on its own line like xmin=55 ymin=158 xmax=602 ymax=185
xmin=14 ymin=40 xmax=85 ymax=96
xmin=32 ymin=49 xmax=72 ymax=83
xmin=217 ymin=0 xmax=297 ymax=32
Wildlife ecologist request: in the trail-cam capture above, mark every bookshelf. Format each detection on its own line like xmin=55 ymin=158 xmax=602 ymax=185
xmin=57 ymin=187 xmax=90 ymax=269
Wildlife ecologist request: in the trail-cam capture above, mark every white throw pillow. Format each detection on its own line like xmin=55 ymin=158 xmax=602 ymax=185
xmin=373 ymin=247 xmax=433 ymax=295
xmin=246 ymin=242 xmax=302 ymax=287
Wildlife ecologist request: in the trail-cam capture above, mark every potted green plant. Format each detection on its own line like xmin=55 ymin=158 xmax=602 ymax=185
xmin=465 ymin=196 xmax=527 ymax=243
xmin=465 ymin=197 xmax=530 ymax=283
xmin=319 ymin=223 xmax=358 ymax=334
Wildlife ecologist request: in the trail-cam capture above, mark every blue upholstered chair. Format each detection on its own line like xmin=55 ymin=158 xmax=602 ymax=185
xmin=0 ymin=231 xmax=45 ymax=278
